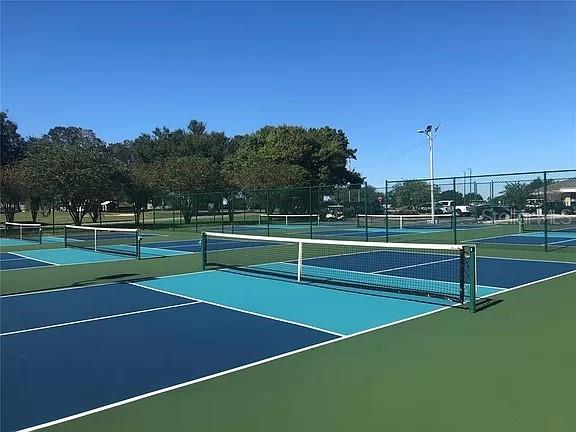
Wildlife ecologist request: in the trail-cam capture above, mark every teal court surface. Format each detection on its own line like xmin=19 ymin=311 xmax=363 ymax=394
xmin=1 ymin=235 xmax=576 ymax=431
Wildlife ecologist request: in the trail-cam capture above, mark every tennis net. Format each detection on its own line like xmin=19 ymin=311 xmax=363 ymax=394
xmin=4 ymin=222 xmax=43 ymax=243
xmin=64 ymin=225 xmax=141 ymax=258
xmin=357 ymin=214 xmax=454 ymax=230
xmin=258 ymin=214 xmax=320 ymax=226
xmin=521 ymin=214 xmax=576 ymax=233
xmin=201 ymin=232 xmax=477 ymax=311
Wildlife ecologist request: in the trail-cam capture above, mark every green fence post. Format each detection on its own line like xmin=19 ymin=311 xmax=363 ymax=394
xmin=221 ymin=192 xmax=225 ymax=232
xmin=364 ymin=182 xmax=369 ymax=241
xmin=385 ymin=180 xmax=389 ymax=242
xmin=231 ymin=192 xmax=235 ymax=234
xmin=309 ymin=186 xmax=313 ymax=239
xmin=543 ymin=171 xmax=548 ymax=252
xmin=195 ymin=193 xmax=199 ymax=233
xmin=452 ymin=177 xmax=457 ymax=244
xmin=52 ymin=197 xmax=56 ymax=235
xmin=152 ymin=198 xmax=156 ymax=230
xmin=266 ymin=189 xmax=270 ymax=237
xmin=172 ymin=200 xmax=175 ymax=232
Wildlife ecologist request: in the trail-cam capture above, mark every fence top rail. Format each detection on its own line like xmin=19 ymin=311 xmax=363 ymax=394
xmin=387 ymin=169 xmax=575 ymax=184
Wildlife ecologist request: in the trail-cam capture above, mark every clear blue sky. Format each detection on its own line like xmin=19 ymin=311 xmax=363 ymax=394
xmin=2 ymin=1 xmax=575 ymax=184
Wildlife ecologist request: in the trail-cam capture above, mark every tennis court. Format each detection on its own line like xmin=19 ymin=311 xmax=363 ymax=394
xmin=2 ymin=231 xmax=576 ymax=431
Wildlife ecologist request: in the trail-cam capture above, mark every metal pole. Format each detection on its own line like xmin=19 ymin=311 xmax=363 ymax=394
xmin=385 ymin=180 xmax=389 ymax=242
xmin=266 ymin=189 xmax=270 ymax=237
xmin=195 ymin=193 xmax=199 ymax=233
xmin=452 ymin=177 xmax=457 ymax=244
xmin=429 ymin=134 xmax=435 ymax=224
xmin=364 ymin=182 xmax=368 ymax=241
xmin=543 ymin=171 xmax=548 ymax=252
xmin=309 ymin=187 xmax=313 ymax=239
xmin=231 ymin=193 xmax=235 ymax=234
xmin=52 ymin=197 xmax=55 ymax=235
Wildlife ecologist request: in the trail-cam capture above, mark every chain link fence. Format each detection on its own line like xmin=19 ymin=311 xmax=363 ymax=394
xmin=3 ymin=169 xmax=574 ymax=251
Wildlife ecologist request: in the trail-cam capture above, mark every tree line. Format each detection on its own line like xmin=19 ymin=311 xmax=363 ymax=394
xmin=0 ymin=112 xmax=363 ymax=225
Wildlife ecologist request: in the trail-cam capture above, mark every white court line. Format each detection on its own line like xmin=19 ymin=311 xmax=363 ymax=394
xmin=11 ymin=267 xmax=576 ymax=432
xmin=5 ymin=252 xmax=60 ymax=266
xmin=548 ymin=237 xmax=576 ymax=246
xmin=0 ymin=301 xmax=200 ymax=337
xmin=0 ymin=254 xmax=34 ymax=262
xmin=372 ymin=257 xmax=459 ymax=274
xmin=479 ymin=255 xmax=576 ymax=265
xmin=129 ymin=282 xmax=344 ymax=338
xmin=16 ymin=304 xmax=454 ymax=432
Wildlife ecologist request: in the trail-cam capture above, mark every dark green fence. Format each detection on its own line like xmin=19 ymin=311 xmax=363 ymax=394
xmin=5 ymin=169 xmax=574 ymax=251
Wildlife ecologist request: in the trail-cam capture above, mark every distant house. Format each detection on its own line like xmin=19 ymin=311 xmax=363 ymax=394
xmin=534 ymin=177 xmax=576 ymax=207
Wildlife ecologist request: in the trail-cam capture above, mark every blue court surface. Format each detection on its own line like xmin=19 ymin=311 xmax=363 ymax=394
xmin=2 ymin=253 xmax=576 ymax=431
xmin=0 ymin=242 xmax=195 ymax=271
xmin=472 ymin=231 xmax=576 ymax=247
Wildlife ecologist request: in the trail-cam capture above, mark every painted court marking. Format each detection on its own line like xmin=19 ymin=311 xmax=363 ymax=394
xmin=0 ymin=301 xmax=201 ymax=336
xmin=8 ymin=263 xmax=576 ymax=432
xmin=130 ymin=282 xmax=345 ymax=337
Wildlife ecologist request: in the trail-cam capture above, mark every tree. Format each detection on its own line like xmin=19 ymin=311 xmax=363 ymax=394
xmin=389 ymin=180 xmax=438 ymax=209
xmin=223 ymin=152 xmax=308 ymax=190
xmin=229 ymin=125 xmax=362 ymax=187
xmin=463 ymin=192 xmax=484 ymax=203
xmin=161 ymin=156 xmax=222 ymax=224
xmin=499 ymin=182 xmax=533 ymax=209
xmin=124 ymin=164 xmax=161 ymax=226
xmin=1 ymin=112 xmax=25 ymax=166
xmin=438 ymin=190 xmax=464 ymax=205
xmin=25 ymin=127 xmax=120 ymax=225
xmin=0 ymin=165 xmax=26 ymax=222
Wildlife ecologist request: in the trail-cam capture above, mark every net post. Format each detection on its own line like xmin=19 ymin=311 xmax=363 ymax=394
xmin=200 ymin=232 xmax=207 ymax=271
xmin=136 ymin=231 xmax=142 ymax=260
xmin=94 ymin=229 xmax=97 ymax=252
xmin=364 ymin=182 xmax=368 ymax=241
xmin=543 ymin=171 xmax=548 ymax=252
xmin=385 ymin=180 xmax=389 ymax=242
xmin=64 ymin=225 xmax=68 ymax=248
xmin=297 ymin=240 xmax=303 ymax=282
xmin=39 ymin=226 xmax=43 ymax=244
xmin=19 ymin=224 xmax=23 ymax=240
xmin=452 ymin=177 xmax=457 ymax=244
xmin=468 ymin=245 xmax=477 ymax=313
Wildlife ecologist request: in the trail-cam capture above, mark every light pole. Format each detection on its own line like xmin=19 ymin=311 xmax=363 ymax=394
xmin=417 ymin=124 xmax=440 ymax=223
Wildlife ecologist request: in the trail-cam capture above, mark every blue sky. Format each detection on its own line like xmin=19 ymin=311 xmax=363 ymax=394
xmin=2 ymin=1 xmax=575 ymax=185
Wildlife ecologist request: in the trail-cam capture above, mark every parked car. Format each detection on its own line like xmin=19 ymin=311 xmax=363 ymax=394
xmin=417 ymin=204 xmax=446 ymax=214
xmin=436 ymin=200 xmax=474 ymax=216
xmin=474 ymin=205 xmax=513 ymax=222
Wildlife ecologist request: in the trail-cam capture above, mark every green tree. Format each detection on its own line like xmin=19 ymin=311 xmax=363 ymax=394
xmin=1 ymin=112 xmax=25 ymax=166
xmin=499 ymin=182 xmax=533 ymax=209
xmin=124 ymin=164 xmax=161 ymax=226
xmin=437 ymin=190 xmax=464 ymax=205
xmin=161 ymin=157 xmax=222 ymax=224
xmin=230 ymin=125 xmax=362 ymax=187
xmin=389 ymin=180 xmax=438 ymax=209
xmin=25 ymin=127 xmax=120 ymax=225
xmin=0 ymin=165 xmax=26 ymax=222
